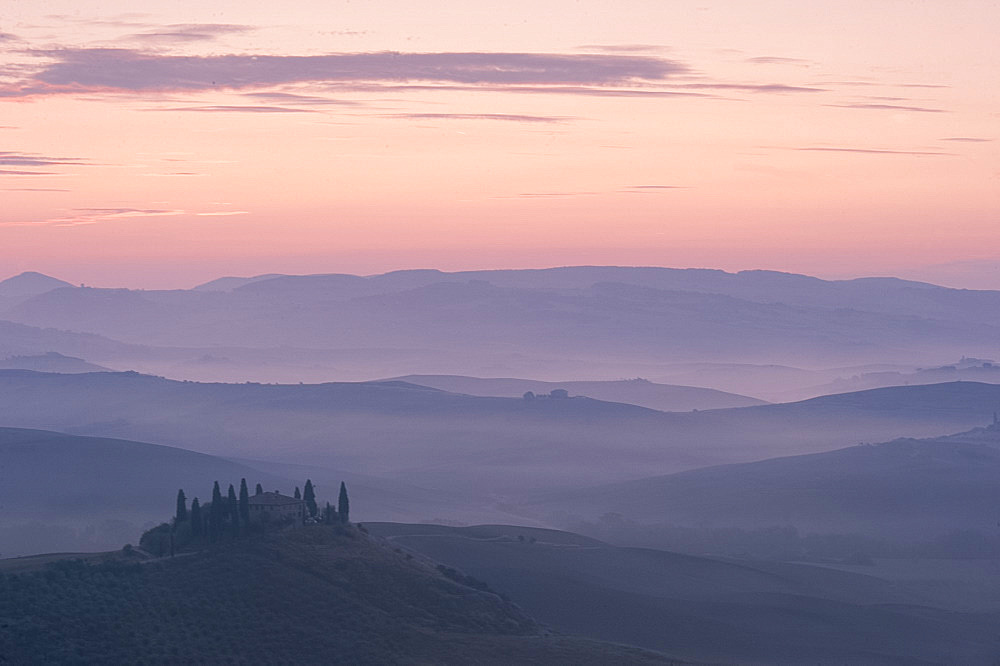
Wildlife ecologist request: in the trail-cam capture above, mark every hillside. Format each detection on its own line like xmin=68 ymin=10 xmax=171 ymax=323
xmin=0 ymin=352 xmax=110 ymax=373
xmin=525 ymin=424 xmax=1000 ymax=543
xmin=389 ymin=374 xmax=767 ymax=411
xmin=0 ymin=526 xmax=675 ymax=664
xmin=3 ymin=371 xmax=1000 ymax=497
xmin=0 ymin=271 xmax=72 ymax=312
xmin=368 ymin=523 xmax=1000 ymax=665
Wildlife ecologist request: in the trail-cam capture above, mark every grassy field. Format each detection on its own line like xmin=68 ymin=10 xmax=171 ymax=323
xmin=0 ymin=525 xmax=680 ymax=664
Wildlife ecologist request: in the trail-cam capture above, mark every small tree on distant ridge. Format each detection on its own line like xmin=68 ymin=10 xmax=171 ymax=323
xmin=255 ymin=483 xmax=263 ymax=495
xmin=175 ymin=489 xmax=187 ymax=523
xmin=303 ymin=479 xmax=317 ymax=518
xmin=294 ymin=487 xmax=301 ymax=500
xmin=338 ymin=482 xmax=350 ymax=524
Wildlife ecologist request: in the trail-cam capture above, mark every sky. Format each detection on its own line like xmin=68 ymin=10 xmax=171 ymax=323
xmin=1 ymin=1 xmax=998 ymax=289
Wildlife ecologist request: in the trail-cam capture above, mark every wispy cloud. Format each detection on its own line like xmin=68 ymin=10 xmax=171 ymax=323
xmin=0 ymin=151 xmax=91 ymax=176
xmin=677 ymin=83 xmax=826 ymax=93
xmin=140 ymin=172 xmax=203 ymax=177
xmin=797 ymin=147 xmax=951 ymax=156
xmin=576 ymin=44 xmax=668 ymax=53
xmin=123 ymin=23 xmax=253 ymax=44
xmin=0 ymin=151 xmax=90 ymax=167
xmin=17 ymin=207 xmax=186 ymax=227
xmin=2 ymin=49 xmax=686 ymax=99
xmin=0 ymin=169 xmax=58 ymax=176
xmin=746 ymin=56 xmax=811 ymax=66
xmin=501 ymin=191 xmax=599 ymax=199
xmin=941 ymin=137 xmax=992 ymax=142
xmin=0 ymin=31 xmax=20 ymax=42
xmin=3 ymin=206 xmax=243 ymax=227
xmin=148 ymin=105 xmax=319 ymax=113
xmin=242 ymin=92 xmax=358 ymax=106
xmin=1 ymin=187 xmax=70 ymax=191
xmin=621 ymin=185 xmax=686 ymax=193
xmin=828 ymin=102 xmax=946 ymax=113
xmin=383 ymin=113 xmax=571 ymax=123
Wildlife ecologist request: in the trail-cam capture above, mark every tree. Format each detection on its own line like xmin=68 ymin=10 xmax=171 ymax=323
xmin=190 ymin=498 xmax=202 ymax=537
xmin=303 ymin=479 xmax=317 ymax=518
xmin=175 ymin=489 xmax=188 ymax=523
xmin=227 ymin=484 xmax=239 ymax=536
xmin=338 ymin=482 xmax=350 ymax=524
xmin=210 ymin=481 xmax=224 ymax=541
xmin=239 ymin=478 xmax=251 ymax=525
xmin=323 ymin=502 xmax=334 ymax=525
xmin=294 ymin=486 xmax=301 ymax=500
xmin=255 ymin=483 xmax=263 ymax=495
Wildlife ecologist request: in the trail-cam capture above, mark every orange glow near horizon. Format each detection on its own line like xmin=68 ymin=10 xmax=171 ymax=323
xmin=1 ymin=1 xmax=998 ymax=288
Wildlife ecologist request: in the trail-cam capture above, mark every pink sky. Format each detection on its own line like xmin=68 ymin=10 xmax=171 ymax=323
xmin=1 ymin=1 xmax=998 ymax=288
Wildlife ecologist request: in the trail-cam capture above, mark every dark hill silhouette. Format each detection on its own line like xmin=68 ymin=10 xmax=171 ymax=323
xmin=387 ymin=374 xmax=767 ymax=411
xmin=0 ymin=526 xmax=675 ymax=664
xmin=2 ymin=371 xmax=1000 ymax=495
xmin=526 ymin=424 xmax=1000 ymax=541
xmin=368 ymin=522 xmax=1000 ymax=665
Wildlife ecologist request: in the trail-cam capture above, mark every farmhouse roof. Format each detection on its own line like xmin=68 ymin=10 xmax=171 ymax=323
xmin=248 ymin=491 xmax=303 ymax=506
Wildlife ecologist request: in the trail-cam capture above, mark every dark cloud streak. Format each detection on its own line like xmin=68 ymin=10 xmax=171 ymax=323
xmin=13 ymin=49 xmax=685 ymax=96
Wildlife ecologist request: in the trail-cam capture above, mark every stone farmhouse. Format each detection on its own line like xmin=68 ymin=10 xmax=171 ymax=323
xmin=248 ymin=491 xmax=306 ymax=525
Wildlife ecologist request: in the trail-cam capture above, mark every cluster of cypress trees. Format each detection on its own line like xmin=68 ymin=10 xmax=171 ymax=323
xmin=173 ymin=478 xmax=351 ymax=543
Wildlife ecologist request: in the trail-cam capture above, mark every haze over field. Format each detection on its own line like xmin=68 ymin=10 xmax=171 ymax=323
xmin=3 ymin=1 xmax=999 ymax=663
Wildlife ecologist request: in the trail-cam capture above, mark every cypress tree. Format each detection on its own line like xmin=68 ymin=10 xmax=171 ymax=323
xmin=190 ymin=498 xmax=202 ymax=537
xmin=338 ymin=482 xmax=350 ymax=524
xmin=255 ymin=483 xmax=263 ymax=495
xmin=324 ymin=502 xmax=333 ymax=525
xmin=227 ymin=484 xmax=239 ymax=536
xmin=175 ymin=489 xmax=187 ymax=523
xmin=239 ymin=478 xmax=251 ymax=525
xmin=210 ymin=481 xmax=224 ymax=542
xmin=303 ymin=479 xmax=317 ymax=518
xmin=294 ymin=486 xmax=301 ymax=500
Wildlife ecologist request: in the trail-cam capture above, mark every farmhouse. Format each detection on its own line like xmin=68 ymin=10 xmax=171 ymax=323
xmin=248 ymin=491 xmax=306 ymax=525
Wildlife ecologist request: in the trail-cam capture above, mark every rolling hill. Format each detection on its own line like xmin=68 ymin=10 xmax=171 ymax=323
xmin=2 ymin=371 xmax=1000 ymax=497
xmin=0 ymin=526 xmax=676 ymax=664
xmin=368 ymin=522 xmax=1000 ymax=665
xmin=525 ymin=424 xmax=1000 ymax=542
xmin=0 ymin=271 xmax=72 ymax=312
xmin=0 ymin=352 xmax=110 ymax=373
xmin=388 ymin=374 xmax=767 ymax=411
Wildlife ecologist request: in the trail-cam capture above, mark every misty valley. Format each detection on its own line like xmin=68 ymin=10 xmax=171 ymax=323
xmin=1 ymin=266 xmax=1000 ymax=664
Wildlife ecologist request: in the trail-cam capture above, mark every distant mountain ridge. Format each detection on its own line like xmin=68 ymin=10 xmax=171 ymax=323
xmin=5 ymin=266 xmax=1000 ymax=371
xmin=0 ymin=271 xmax=72 ymax=313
